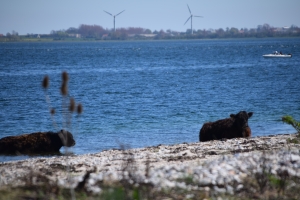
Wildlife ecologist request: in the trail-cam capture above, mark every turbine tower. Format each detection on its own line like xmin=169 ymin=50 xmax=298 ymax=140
xmin=184 ymin=4 xmax=203 ymax=34
xmin=103 ymin=10 xmax=125 ymax=32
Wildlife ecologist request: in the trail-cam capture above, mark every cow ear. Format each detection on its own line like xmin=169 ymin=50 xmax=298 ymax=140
xmin=230 ymin=114 xmax=235 ymax=118
xmin=248 ymin=112 xmax=253 ymax=118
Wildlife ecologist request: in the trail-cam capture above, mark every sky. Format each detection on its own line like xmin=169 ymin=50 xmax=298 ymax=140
xmin=1 ymin=0 xmax=300 ymax=35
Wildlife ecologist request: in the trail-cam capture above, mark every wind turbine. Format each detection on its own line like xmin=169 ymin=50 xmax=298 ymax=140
xmin=184 ymin=4 xmax=203 ymax=34
xmin=103 ymin=10 xmax=125 ymax=32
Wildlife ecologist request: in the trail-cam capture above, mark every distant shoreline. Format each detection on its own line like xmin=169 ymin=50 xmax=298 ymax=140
xmin=1 ymin=36 xmax=300 ymax=43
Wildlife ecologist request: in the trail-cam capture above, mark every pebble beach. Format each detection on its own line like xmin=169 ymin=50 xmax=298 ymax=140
xmin=1 ymin=133 xmax=300 ymax=196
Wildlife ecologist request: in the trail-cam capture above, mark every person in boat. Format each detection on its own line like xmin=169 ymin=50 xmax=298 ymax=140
xmin=280 ymin=51 xmax=282 ymax=55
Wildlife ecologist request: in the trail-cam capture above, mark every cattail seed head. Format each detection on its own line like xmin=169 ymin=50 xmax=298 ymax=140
xmin=60 ymin=82 xmax=68 ymax=96
xmin=50 ymin=108 xmax=55 ymax=115
xmin=77 ymin=103 xmax=83 ymax=114
xmin=62 ymin=71 xmax=69 ymax=83
xmin=69 ymin=98 xmax=75 ymax=112
xmin=42 ymin=76 xmax=49 ymax=89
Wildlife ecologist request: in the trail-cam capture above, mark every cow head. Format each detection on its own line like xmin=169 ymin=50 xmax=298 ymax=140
xmin=230 ymin=111 xmax=253 ymax=136
xmin=58 ymin=130 xmax=75 ymax=147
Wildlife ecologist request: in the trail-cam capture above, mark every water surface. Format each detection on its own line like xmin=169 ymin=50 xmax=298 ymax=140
xmin=1 ymin=38 xmax=299 ymax=162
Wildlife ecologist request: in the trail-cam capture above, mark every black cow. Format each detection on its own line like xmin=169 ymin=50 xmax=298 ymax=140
xmin=0 ymin=130 xmax=75 ymax=155
xmin=199 ymin=111 xmax=253 ymax=142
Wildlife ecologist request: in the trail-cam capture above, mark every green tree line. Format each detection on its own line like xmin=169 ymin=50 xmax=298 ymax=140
xmin=1 ymin=23 xmax=300 ymax=42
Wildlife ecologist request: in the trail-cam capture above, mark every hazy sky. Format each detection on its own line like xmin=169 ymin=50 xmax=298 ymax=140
xmin=1 ymin=0 xmax=299 ymax=35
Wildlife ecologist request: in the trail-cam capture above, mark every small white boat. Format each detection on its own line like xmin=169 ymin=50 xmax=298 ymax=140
xmin=263 ymin=51 xmax=292 ymax=58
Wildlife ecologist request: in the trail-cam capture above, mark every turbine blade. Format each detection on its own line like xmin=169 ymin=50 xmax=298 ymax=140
xmin=116 ymin=10 xmax=125 ymax=17
xmin=194 ymin=15 xmax=203 ymax=18
xmin=104 ymin=10 xmax=113 ymax=16
xmin=187 ymin=4 xmax=191 ymax=14
xmin=184 ymin=16 xmax=191 ymax=25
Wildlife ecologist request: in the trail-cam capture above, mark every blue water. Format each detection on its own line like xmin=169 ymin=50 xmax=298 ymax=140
xmin=1 ymin=38 xmax=300 ymax=162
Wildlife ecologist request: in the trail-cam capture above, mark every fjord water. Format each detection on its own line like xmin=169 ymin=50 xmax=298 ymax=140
xmin=1 ymin=38 xmax=300 ymax=162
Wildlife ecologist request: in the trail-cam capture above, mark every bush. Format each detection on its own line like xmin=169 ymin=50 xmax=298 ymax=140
xmin=282 ymin=115 xmax=300 ymax=134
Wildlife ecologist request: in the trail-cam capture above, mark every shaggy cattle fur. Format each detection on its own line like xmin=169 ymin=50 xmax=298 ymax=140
xmin=199 ymin=111 xmax=253 ymax=142
xmin=0 ymin=130 xmax=75 ymax=155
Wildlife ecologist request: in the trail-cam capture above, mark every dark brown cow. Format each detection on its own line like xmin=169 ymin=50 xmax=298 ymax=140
xmin=0 ymin=130 xmax=75 ymax=155
xmin=199 ymin=111 xmax=253 ymax=142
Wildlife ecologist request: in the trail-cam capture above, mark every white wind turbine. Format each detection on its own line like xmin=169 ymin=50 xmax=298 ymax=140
xmin=184 ymin=4 xmax=203 ymax=34
xmin=103 ymin=10 xmax=125 ymax=32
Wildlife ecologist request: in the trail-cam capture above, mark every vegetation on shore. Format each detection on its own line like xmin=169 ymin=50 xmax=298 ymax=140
xmin=1 ymin=177 xmax=299 ymax=200
xmin=282 ymin=116 xmax=300 ymax=133
xmin=282 ymin=115 xmax=300 ymax=144
xmin=1 ymin=23 xmax=300 ymax=42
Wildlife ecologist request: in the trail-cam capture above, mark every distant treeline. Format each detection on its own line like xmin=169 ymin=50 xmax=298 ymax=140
xmin=1 ymin=23 xmax=300 ymax=41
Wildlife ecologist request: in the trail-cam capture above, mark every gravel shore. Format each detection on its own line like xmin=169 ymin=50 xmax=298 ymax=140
xmin=1 ymin=134 xmax=300 ymax=195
